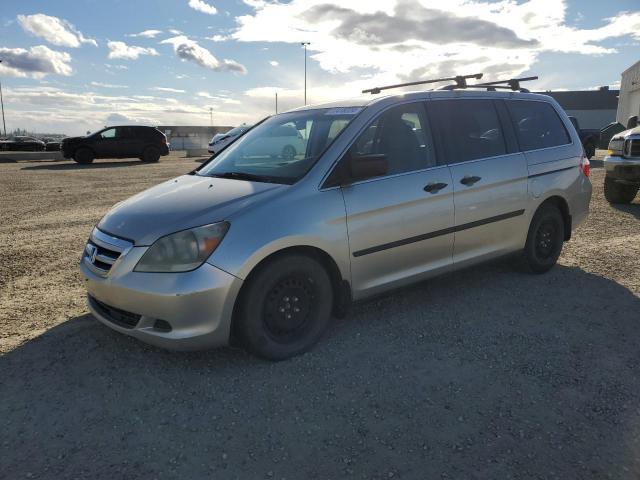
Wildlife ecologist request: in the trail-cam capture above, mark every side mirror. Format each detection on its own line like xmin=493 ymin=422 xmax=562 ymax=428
xmin=346 ymin=153 xmax=388 ymax=183
xmin=627 ymin=116 xmax=638 ymax=130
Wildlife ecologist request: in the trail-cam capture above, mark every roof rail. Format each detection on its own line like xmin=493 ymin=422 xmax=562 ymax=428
xmin=362 ymin=73 xmax=483 ymax=95
xmin=464 ymin=76 xmax=539 ymax=93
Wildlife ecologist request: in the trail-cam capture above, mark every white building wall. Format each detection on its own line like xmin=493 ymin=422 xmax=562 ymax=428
xmin=617 ymin=60 xmax=640 ymax=126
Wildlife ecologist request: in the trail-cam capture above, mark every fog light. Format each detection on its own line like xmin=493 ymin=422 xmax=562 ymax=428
xmin=153 ymin=319 xmax=172 ymax=332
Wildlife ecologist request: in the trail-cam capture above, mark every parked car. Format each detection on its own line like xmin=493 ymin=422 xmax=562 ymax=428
xmin=603 ymin=116 xmax=640 ymax=204
xmin=42 ymin=138 xmax=61 ymax=151
xmin=81 ymin=89 xmax=591 ymax=360
xmin=62 ymin=125 xmax=169 ymax=164
xmin=0 ymin=136 xmax=46 ymax=151
xmin=568 ymin=116 xmax=599 ymax=159
xmin=208 ymin=124 xmax=251 ymax=154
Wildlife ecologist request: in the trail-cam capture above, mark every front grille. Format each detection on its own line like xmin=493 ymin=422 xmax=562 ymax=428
xmin=628 ymin=139 xmax=640 ymax=158
xmin=83 ymin=228 xmax=132 ymax=276
xmin=90 ymin=296 xmax=141 ymax=329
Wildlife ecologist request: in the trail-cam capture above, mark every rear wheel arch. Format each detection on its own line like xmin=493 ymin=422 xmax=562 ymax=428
xmin=535 ymin=195 xmax=571 ymax=241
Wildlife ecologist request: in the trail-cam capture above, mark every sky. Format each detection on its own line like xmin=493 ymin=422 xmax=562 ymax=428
xmin=0 ymin=0 xmax=639 ymax=135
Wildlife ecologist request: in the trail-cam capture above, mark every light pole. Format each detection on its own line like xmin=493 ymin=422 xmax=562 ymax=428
xmin=301 ymin=42 xmax=310 ymax=105
xmin=209 ymin=107 xmax=213 ymax=127
xmin=0 ymin=60 xmax=6 ymax=137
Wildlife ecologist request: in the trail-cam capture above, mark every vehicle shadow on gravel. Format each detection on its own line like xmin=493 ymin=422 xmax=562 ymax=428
xmin=611 ymin=201 xmax=640 ymax=219
xmin=21 ymin=160 xmax=147 ymax=170
xmin=2 ymin=263 xmax=640 ymax=479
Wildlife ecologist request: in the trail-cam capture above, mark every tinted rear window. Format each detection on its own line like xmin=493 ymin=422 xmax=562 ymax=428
xmin=506 ymin=100 xmax=571 ymax=151
xmin=429 ymin=99 xmax=507 ymax=163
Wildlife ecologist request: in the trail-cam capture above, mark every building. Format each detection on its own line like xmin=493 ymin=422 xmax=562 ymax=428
xmin=156 ymin=125 xmax=232 ymax=150
xmin=617 ymin=60 xmax=640 ymax=126
xmin=536 ymin=88 xmax=619 ymax=130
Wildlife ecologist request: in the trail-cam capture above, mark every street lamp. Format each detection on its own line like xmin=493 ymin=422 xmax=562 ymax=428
xmin=0 ymin=60 xmax=6 ymax=137
xmin=301 ymin=42 xmax=310 ymax=105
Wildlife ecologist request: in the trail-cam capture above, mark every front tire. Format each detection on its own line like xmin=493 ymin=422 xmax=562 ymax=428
xmin=235 ymin=255 xmax=333 ymax=360
xmin=521 ymin=204 xmax=564 ymax=274
xmin=281 ymin=145 xmax=296 ymax=161
xmin=74 ymin=148 xmax=94 ymax=164
xmin=604 ymin=176 xmax=638 ymax=204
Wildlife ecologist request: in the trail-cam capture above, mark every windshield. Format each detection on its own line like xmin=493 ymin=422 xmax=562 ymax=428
xmin=197 ymin=107 xmax=361 ymax=184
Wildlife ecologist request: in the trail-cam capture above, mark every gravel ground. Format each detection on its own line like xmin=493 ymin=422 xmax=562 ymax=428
xmin=1 ymin=153 xmax=639 ymax=479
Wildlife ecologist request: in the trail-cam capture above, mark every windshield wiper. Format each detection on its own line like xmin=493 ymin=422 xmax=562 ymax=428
xmin=207 ymin=171 xmax=289 ymax=184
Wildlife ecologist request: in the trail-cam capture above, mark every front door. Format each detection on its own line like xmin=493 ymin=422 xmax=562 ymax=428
xmin=428 ymin=98 xmax=529 ymax=266
xmin=339 ymin=102 xmax=455 ymax=298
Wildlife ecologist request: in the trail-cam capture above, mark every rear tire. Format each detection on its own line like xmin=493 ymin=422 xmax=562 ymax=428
xmin=74 ymin=148 xmax=94 ymax=164
xmin=141 ymin=146 xmax=160 ymax=163
xmin=281 ymin=145 xmax=296 ymax=161
xmin=604 ymin=176 xmax=638 ymax=204
xmin=584 ymin=143 xmax=595 ymax=160
xmin=521 ymin=204 xmax=564 ymax=274
xmin=235 ymin=255 xmax=333 ymax=361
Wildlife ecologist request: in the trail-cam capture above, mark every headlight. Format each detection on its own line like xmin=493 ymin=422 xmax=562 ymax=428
xmin=608 ymin=138 xmax=624 ymax=157
xmin=134 ymin=222 xmax=229 ymax=273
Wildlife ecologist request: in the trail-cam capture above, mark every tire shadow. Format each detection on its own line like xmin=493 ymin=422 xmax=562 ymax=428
xmin=21 ymin=160 xmax=148 ymax=171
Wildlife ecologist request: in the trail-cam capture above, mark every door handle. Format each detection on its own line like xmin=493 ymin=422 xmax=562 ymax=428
xmin=460 ymin=175 xmax=481 ymax=186
xmin=423 ymin=182 xmax=448 ymax=193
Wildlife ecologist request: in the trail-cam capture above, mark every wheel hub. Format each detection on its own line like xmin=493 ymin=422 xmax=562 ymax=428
xmin=535 ymin=222 xmax=556 ymax=258
xmin=264 ymin=276 xmax=314 ymax=338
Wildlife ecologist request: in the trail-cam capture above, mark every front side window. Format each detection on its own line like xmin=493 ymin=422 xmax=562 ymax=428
xmin=429 ymin=99 xmax=507 ymax=164
xmin=346 ymin=102 xmax=434 ymax=176
xmin=100 ymin=128 xmax=117 ymax=139
xmin=198 ymin=108 xmax=360 ymax=184
xmin=507 ymin=100 xmax=571 ymax=151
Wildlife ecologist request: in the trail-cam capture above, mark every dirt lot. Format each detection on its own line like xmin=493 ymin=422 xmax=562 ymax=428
xmin=1 ymin=153 xmax=639 ymax=479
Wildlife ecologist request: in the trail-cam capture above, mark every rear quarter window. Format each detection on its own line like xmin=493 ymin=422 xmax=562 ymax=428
xmin=506 ymin=100 xmax=571 ymax=151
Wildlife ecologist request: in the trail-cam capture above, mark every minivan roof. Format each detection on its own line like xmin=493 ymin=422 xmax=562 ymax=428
xmin=285 ymin=89 xmax=556 ymax=114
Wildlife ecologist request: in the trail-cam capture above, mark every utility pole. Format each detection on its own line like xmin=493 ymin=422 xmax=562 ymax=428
xmin=0 ymin=60 xmax=6 ymax=137
xmin=275 ymin=92 xmax=278 ymax=114
xmin=209 ymin=107 xmax=213 ymax=127
xmin=301 ymin=42 xmax=310 ymax=105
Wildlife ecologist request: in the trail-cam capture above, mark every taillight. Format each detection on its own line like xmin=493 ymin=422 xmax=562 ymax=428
xmin=580 ymin=154 xmax=590 ymax=177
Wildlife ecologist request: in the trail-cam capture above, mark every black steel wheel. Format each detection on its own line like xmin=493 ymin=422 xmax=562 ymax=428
xmin=235 ymin=254 xmax=333 ymax=360
xmin=522 ymin=204 xmax=564 ymax=274
xmin=74 ymin=148 xmax=95 ymax=164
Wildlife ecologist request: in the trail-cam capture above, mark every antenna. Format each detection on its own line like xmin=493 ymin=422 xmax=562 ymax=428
xmin=362 ymin=73 xmax=483 ymax=95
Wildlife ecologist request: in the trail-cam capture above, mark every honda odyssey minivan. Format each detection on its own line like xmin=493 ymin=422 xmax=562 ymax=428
xmin=81 ymin=86 xmax=592 ymax=360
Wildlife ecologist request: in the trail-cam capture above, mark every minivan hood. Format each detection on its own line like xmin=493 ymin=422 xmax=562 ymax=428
xmin=98 ymin=174 xmax=286 ymax=245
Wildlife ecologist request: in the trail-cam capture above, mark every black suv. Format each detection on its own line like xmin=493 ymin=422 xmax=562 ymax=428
xmin=62 ymin=126 xmax=170 ymax=164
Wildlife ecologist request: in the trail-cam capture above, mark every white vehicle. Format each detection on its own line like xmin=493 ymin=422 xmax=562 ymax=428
xmin=239 ymin=124 xmax=306 ymax=160
xmin=208 ymin=125 xmax=251 ymax=154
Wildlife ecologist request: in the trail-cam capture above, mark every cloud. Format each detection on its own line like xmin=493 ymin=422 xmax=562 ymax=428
xmin=90 ymin=81 xmax=128 ymax=89
xmin=160 ymin=35 xmax=247 ymax=74
xmin=207 ymin=34 xmax=230 ymax=42
xmin=197 ymin=92 xmax=241 ymax=104
xmin=107 ymin=41 xmax=159 ymax=60
xmin=269 ymin=60 xmax=279 ymax=66
xmin=0 ymin=46 xmax=73 ymax=78
xmin=169 ymin=29 xmax=183 ymax=35
xmin=232 ymin=0 xmax=640 ymax=98
xmin=301 ymin=2 xmax=537 ymax=48
xmin=151 ymin=87 xmax=186 ymax=93
xmin=127 ymin=29 xmax=163 ymax=38
xmin=188 ymin=0 xmax=217 ymax=15
xmin=17 ymin=14 xmax=97 ymax=48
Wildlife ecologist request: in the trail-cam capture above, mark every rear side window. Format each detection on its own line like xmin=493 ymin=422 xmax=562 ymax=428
xmin=429 ymin=99 xmax=507 ymax=163
xmin=506 ymin=100 xmax=571 ymax=151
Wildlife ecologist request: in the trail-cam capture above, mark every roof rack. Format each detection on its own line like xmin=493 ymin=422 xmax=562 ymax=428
xmin=451 ymin=76 xmax=539 ymax=93
xmin=362 ymin=73 xmax=483 ymax=95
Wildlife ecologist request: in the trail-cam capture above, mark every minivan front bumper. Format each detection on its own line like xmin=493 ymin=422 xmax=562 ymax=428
xmin=81 ymin=248 xmax=243 ymax=350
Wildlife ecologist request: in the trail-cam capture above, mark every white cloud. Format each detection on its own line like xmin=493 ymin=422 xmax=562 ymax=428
xmin=160 ymin=35 xmax=247 ymax=74
xmin=127 ymin=29 xmax=163 ymax=38
xmin=0 ymin=46 xmax=73 ymax=78
xmin=168 ymin=29 xmax=183 ymax=35
xmin=188 ymin=0 xmax=218 ymax=15
xmin=107 ymin=41 xmax=159 ymax=60
xmin=90 ymin=81 xmax=128 ymax=89
xmin=17 ymin=14 xmax=97 ymax=48
xmin=207 ymin=34 xmax=230 ymax=42
xmin=197 ymin=92 xmax=241 ymax=104
xmin=232 ymin=0 xmax=640 ymax=97
xmin=269 ymin=60 xmax=279 ymax=66
xmin=151 ymin=87 xmax=186 ymax=93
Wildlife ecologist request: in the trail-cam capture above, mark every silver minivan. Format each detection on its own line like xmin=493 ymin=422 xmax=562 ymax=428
xmin=81 ymin=87 xmax=592 ymax=359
